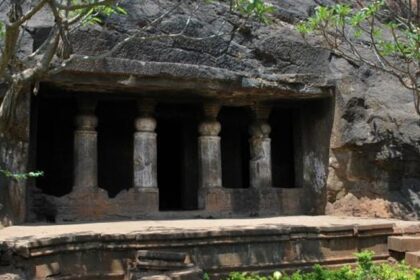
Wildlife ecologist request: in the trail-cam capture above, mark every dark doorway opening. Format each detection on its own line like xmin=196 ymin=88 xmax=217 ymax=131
xmin=36 ymin=97 xmax=76 ymax=197
xmin=156 ymin=104 xmax=199 ymax=211
xmin=97 ymin=100 xmax=135 ymax=198
xmin=219 ymin=107 xmax=250 ymax=189
xmin=270 ymin=107 xmax=296 ymax=188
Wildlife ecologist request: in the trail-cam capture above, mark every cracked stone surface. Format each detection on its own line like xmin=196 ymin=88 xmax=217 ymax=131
xmin=1 ymin=216 xmax=420 ymax=245
xmin=0 ymin=0 xmax=419 ymax=221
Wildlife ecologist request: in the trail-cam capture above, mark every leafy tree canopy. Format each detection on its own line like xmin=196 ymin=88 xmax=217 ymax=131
xmin=297 ymin=0 xmax=420 ymax=114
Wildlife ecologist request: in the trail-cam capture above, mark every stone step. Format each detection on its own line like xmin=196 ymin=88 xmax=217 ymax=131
xmin=405 ymin=251 xmax=420 ymax=268
xmin=388 ymin=236 xmax=420 ymax=252
xmin=135 ymin=250 xmax=193 ymax=271
xmin=136 ymin=250 xmax=189 ymax=263
xmin=136 ymin=260 xmax=194 ymax=271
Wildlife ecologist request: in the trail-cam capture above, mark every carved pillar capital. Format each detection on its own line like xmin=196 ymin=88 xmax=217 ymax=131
xmin=249 ymin=121 xmax=271 ymax=139
xmin=199 ymin=121 xmax=221 ymax=136
xmin=199 ymin=103 xmax=221 ymax=136
xmin=75 ymin=98 xmax=98 ymax=131
xmin=249 ymin=104 xmax=271 ymax=139
xmin=135 ymin=117 xmax=157 ymax=132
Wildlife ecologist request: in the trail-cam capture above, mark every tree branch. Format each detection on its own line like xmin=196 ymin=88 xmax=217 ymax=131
xmin=12 ymin=0 xmax=49 ymax=27
xmin=53 ymin=0 xmax=116 ymax=11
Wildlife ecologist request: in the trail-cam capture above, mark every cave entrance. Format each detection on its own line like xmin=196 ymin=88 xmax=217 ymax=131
xmin=270 ymin=107 xmax=297 ymax=188
xmin=97 ymin=100 xmax=136 ymax=198
xmin=156 ymin=104 xmax=199 ymax=211
xmin=220 ymin=107 xmax=251 ymax=189
xmin=35 ymin=96 xmax=76 ymax=197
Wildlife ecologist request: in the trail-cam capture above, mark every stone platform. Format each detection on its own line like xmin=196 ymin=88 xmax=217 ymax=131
xmin=1 ymin=216 xmax=420 ymax=279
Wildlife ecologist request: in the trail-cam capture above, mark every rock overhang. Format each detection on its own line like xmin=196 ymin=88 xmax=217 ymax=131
xmin=43 ymin=55 xmax=335 ymax=104
xmin=0 ymin=0 xmax=336 ymax=103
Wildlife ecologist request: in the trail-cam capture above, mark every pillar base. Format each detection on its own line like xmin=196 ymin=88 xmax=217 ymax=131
xmin=43 ymin=187 xmax=159 ymax=222
xmin=200 ymin=187 xmax=305 ymax=216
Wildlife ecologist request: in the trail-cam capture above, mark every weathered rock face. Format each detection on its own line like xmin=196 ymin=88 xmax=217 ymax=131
xmin=326 ymin=57 xmax=420 ymax=220
xmin=0 ymin=0 xmax=419 ymax=222
xmin=85 ymin=4 xmax=328 ymax=71
xmin=67 ymin=0 xmax=420 ymax=220
xmin=262 ymin=0 xmax=420 ymax=220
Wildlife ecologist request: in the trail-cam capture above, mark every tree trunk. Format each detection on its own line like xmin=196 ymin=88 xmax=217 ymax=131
xmin=0 ymin=84 xmax=31 ymax=226
xmin=0 ymin=80 xmax=28 ymax=139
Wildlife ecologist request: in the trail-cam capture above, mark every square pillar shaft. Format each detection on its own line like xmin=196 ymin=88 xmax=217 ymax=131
xmin=249 ymin=135 xmax=272 ymax=188
xmin=133 ymin=127 xmax=157 ymax=188
xmin=249 ymin=105 xmax=272 ymax=188
xmin=133 ymin=101 xmax=158 ymax=189
xmin=199 ymin=135 xmax=222 ymax=189
xmin=73 ymin=99 xmax=98 ymax=192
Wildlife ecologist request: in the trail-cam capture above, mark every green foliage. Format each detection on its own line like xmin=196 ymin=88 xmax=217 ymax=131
xmin=232 ymin=0 xmax=275 ymax=23
xmin=222 ymin=250 xmax=420 ymax=280
xmin=81 ymin=3 xmax=128 ymax=26
xmin=0 ymin=169 xmax=44 ymax=181
xmin=296 ymin=0 xmax=420 ymax=115
xmin=296 ymin=1 xmax=420 ymax=62
xmin=76 ymin=0 xmax=272 ymax=27
xmin=0 ymin=21 xmax=4 ymax=40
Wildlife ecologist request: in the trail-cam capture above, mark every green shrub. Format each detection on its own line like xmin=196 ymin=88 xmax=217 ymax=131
xmin=223 ymin=251 xmax=420 ymax=280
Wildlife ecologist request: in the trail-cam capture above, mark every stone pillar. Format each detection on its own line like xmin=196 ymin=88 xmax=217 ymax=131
xmin=249 ymin=105 xmax=272 ymax=188
xmin=198 ymin=104 xmax=222 ymax=208
xmin=74 ymin=98 xmax=98 ymax=193
xmin=133 ymin=100 xmax=157 ymax=189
